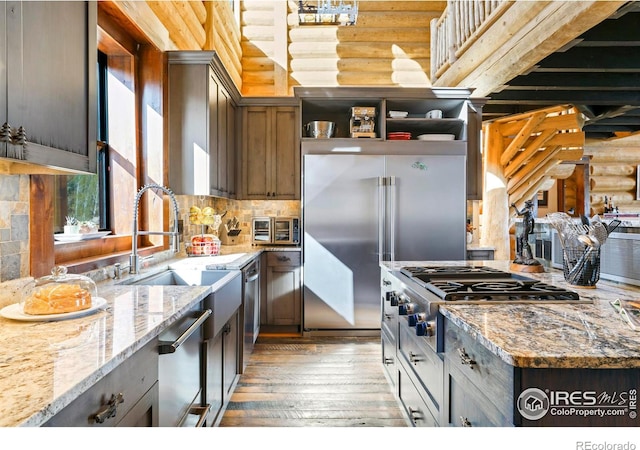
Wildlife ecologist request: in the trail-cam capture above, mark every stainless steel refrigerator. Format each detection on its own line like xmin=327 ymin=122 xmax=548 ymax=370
xmin=302 ymin=154 xmax=466 ymax=332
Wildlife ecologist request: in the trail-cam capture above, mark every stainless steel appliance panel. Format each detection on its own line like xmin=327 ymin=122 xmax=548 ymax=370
xmin=242 ymin=257 xmax=260 ymax=371
xmin=386 ymin=155 xmax=466 ymax=261
xmin=158 ymin=305 xmax=211 ymax=427
xmin=303 ymin=154 xmax=467 ymax=332
xmin=303 ymin=154 xmax=384 ymax=330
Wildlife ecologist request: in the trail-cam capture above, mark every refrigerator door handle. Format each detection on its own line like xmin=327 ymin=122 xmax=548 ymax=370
xmin=377 ymin=176 xmax=386 ymax=262
xmin=387 ymin=176 xmax=396 ymax=262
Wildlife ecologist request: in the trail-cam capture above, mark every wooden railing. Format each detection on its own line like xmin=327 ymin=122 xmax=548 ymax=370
xmin=430 ymin=0 xmax=512 ymax=81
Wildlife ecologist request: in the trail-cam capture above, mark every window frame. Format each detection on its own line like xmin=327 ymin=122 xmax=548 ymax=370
xmin=29 ymin=12 xmax=168 ymax=277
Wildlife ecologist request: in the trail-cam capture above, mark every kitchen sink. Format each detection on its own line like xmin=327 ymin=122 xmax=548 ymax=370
xmin=122 ymin=269 xmax=232 ymax=286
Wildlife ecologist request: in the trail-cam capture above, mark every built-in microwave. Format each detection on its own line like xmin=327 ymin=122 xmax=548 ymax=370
xmin=252 ymin=217 xmax=300 ymax=245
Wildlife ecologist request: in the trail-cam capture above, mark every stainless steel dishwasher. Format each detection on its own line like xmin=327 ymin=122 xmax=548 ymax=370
xmin=158 ymin=303 xmax=211 ymax=427
xmin=242 ymin=257 xmax=260 ymax=371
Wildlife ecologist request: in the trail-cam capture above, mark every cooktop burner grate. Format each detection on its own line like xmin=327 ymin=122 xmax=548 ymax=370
xmin=400 ymin=265 xmax=508 ymax=280
xmin=425 ymin=279 xmax=581 ymax=301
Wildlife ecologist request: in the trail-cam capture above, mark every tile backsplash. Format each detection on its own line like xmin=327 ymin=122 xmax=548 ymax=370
xmin=0 ymin=175 xmax=30 ymax=282
xmin=0 ymin=175 xmax=301 ymax=284
xmin=176 ymin=196 xmax=301 ymax=246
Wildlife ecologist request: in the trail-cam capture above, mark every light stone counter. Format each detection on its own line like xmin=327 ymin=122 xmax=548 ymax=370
xmin=0 ymin=247 xmax=301 ymax=427
xmin=0 ymin=281 xmax=211 ymax=427
xmin=383 ymin=260 xmax=640 ymax=369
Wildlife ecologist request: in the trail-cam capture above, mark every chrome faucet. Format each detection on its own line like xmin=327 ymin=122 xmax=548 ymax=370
xmin=130 ymin=184 xmax=180 ymax=274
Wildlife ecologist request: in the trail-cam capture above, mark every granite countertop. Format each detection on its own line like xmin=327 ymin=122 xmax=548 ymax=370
xmin=0 ymin=282 xmax=210 ymax=427
xmin=383 ymin=260 xmax=640 ymax=369
xmin=0 ymin=245 xmax=302 ymax=427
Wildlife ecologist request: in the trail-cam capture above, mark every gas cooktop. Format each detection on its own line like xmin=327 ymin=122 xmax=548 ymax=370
xmin=400 ymin=265 xmax=584 ymax=303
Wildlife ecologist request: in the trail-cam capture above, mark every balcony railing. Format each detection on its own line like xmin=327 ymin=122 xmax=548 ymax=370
xmin=430 ymin=0 xmax=512 ymax=81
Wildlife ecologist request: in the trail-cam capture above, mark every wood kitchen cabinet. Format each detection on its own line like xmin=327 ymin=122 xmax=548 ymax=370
xmin=167 ymin=51 xmax=239 ymax=197
xmin=202 ymin=272 xmax=242 ymax=426
xmin=205 ymin=311 xmax=240 ymax=426
xmin=0 ymin=1 xmax=97 ymax=174
xmin=43 ymin=338 xmax=159 ymax=427
xmin=240 ymin=102 xmax=300 ymax=199
xmin=261 ymin=251 xmax=302 ymax=332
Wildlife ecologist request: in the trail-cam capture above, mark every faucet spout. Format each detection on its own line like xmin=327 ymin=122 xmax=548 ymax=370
xmin=130 ymin=184 xmax=180 ymax=274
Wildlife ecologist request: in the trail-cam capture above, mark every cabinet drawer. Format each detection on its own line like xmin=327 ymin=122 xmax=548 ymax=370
xmin=397 ymin=362 xmax=437 ymax=427
xmin=266 ymin=251 xmax=300 ymax=267
xmin=381 ymin=329 xmax=397 ymax=391
xmin=444 ymin=320 xmax=513 ymax=414
xmin=397 ymin=318 xmax=443 ymax=417
xmin=381 ymin=293 xmax=397 ymax=339
xmin=446 ymin=363 xmax=512 ymax=427
xmin=44 ymin=339 xmax=158 ymax=427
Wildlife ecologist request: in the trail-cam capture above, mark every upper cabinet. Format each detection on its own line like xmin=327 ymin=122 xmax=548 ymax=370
xmin=295 ymin=87 xmax=486 ymax=200
xmin=167 ymin=51 xmax=240 ymax=198
xmin=240 ymin=100 xmax=300 ymax=200
xmin=0 ymin=1 xmax=97 ymax=174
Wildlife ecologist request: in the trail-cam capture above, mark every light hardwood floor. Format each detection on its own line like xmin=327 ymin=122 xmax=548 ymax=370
xmin=218 ymin=335 xmax=408 ymax=427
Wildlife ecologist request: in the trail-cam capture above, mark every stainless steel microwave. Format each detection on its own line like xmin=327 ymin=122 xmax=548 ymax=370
xmin=252 ymin=217 xmax=300 ymax=245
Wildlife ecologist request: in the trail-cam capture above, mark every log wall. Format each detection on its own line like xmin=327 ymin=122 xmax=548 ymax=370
xmin=240 ymin=0 xmax=446 ymax=96
xmin=584 ymin=135 xmax=640 ymax=215
xmin=104 ymin=1 xmax=243 ymax=89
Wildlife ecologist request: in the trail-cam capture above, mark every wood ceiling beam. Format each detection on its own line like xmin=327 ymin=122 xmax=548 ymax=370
xmin=535 ymin=46 xmax=640 ymax=70
xmin=490 ymin=90 xmax=640 ymax=105
xmin=434 ymin=1 xmax=626 ymax=97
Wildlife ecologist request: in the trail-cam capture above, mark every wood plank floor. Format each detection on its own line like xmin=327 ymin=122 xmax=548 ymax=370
xmin=218 ymin=334 xmax=408 ymax=427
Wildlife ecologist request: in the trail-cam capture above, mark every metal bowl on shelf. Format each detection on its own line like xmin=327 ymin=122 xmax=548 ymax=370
xmin=305 ymin=121 xmax=336 ymax=138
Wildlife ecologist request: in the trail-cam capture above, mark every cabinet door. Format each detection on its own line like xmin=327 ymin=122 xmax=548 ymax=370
xmin=271 ymin=106 xmax=299 ymax=199
xmin=5 ymin=1 xmax=96 ymax=173
xmin=241 ymin=105 xmax=300 ymax=199
xmin=266 ymin=264 xmax=301 ymax=326
xmin=227 ymin=101 xmax=237 ymax=197
xmin=116 ymin=382 xmax=159 ymax=427
xmin=168 ymin=61 xmax=210 ymax=195
xmin=242 ymin=106 xmax=270 ymax=198
xmin=205 ymin=335 xmax=224 ymax=423
xmin=211 ymin=83 xmax=236 ymax=197
xmin=223 ymin=312 xmax=239 ymax=400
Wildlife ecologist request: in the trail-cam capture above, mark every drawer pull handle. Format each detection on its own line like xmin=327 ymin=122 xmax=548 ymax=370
xmin=458 ymin=347 xmax=476 ymax=368
xmin=93 ymin=393 xmax=124 ymax=424
xmin=409 ymin=351 xmax=421 ymax=365
xmin=159 ymin=309 xmax=212 ymax=354
xmin=460 ymin=416 xmax=472 ymax=427
xmin=382 ymin=279 xmax=391 ymax=286
xmin=408 ymin=407 xmax=422 ymax=424
xmin=384 ymin=357 xmax=394 ymax=365
xmin=277 ymin=256 xmax=291 ymax=262
xmin=384 ymin=313 xmax=393 ymax=320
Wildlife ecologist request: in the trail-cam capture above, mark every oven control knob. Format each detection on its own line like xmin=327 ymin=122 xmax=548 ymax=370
xmin=399 ymin=303 xmax=414 ymax=315
xmin=408 ymin=313 xmax=425 ymax=327
xmin=386 ymin=291 xmax=399 ymax=306
xmin=416 ymin=321 xmax=435 ymax=337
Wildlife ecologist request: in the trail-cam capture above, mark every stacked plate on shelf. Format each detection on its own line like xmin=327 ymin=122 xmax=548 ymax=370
xmin=417 ymin=134 xmax=455 ymax=141
xmin=388 ymin=111 xmax=408 ymax=118
xmin=387 ymin=132 xmax=412 ymax=140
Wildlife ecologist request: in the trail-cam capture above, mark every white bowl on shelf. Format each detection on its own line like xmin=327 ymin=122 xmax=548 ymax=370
xmin=417 ymin=134 xmax=455 ymax=141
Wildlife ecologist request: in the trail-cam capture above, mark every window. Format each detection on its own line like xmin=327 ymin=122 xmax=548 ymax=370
xmin=53 ymin=51 xmax=110 ymax=233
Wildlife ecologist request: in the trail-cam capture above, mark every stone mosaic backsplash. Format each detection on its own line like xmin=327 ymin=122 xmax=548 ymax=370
xmin=176 ymin=195 xmax=301 ymax=246
xmin=0 ymin=175 xmax=30 ymax=282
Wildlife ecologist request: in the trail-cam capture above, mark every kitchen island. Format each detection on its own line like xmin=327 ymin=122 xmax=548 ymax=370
xmin=381 ymin=260 xmax=640 ymax=427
